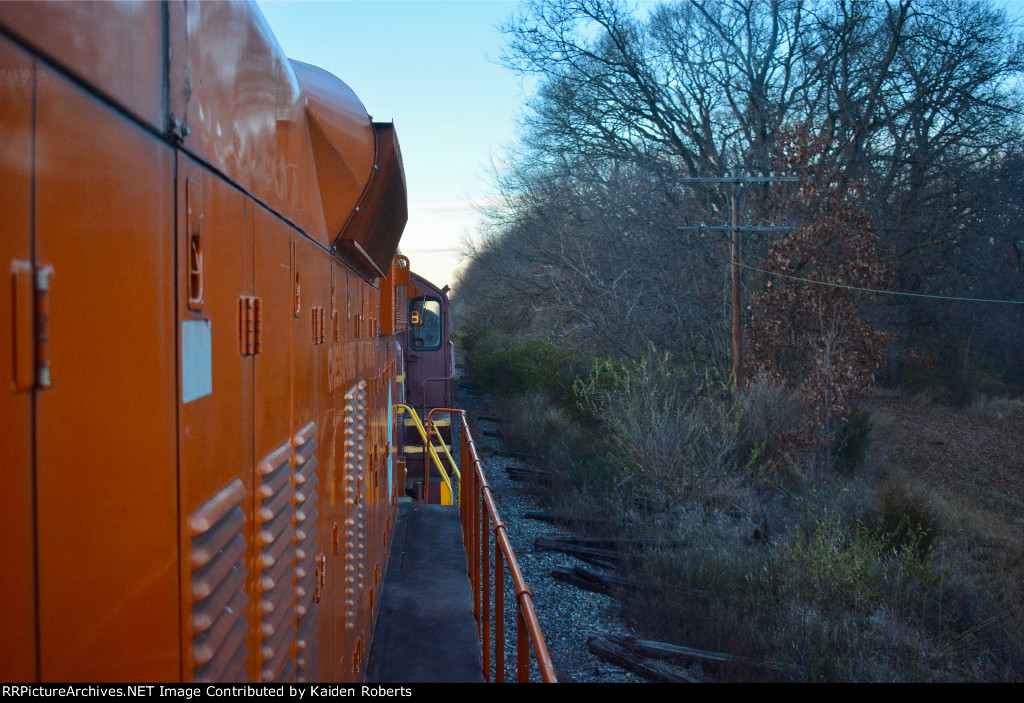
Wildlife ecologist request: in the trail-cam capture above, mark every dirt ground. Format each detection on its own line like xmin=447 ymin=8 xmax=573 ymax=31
xmin=864 ymin=393 xmax=1024 ymax=528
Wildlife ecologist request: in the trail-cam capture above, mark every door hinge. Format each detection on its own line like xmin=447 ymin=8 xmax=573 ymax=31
xmin=12 ymin=262 xmax=54 ymax=390
xmin=35 ymin=266 xmax=53 ymax=387
xmin=314 ymin=553 xmax=327 ymax=604
xmin=239 ymin=296 xmax=262 ymax=356
xmin=291 ymin=240 xmax=300 ymax=318
xmin=311 ymin=306 xmax=326 ymax=345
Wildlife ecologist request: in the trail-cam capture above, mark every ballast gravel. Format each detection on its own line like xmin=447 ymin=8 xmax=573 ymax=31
xmin=458 ymin=408 xmax=639 ymax=684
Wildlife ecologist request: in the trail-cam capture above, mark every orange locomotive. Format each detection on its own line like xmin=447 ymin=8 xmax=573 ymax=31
xmin=1 ymin=1 xmax=429 ymax=682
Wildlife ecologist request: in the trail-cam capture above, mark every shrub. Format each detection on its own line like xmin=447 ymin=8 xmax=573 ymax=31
xmin=498 ymin=393 xmax=592 ymax=468
xmin=835 ymin=409 xmax=872 ymax=475
xmin=564 ymin=354 xmax=628 ymax=424
xmin=464 ymin=335 xmax=576 ymax=399
xmin=870 ymin=483 xmax=940 ymax=560
xmin=735 ymin=375 xmax=805 ymax=479
xmin=773 ymin=510 xmax=887 ymax=610
xmin=573 ymin=351 xmax=738 ymax=502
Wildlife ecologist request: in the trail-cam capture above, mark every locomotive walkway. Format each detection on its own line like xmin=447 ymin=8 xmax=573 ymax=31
xmin=365 ymin=501 xmax=484 ymax=683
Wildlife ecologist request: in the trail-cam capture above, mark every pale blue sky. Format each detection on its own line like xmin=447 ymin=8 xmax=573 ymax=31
xmin=257 ymin=0 xmax=525 ymax=288
xmin=259 ymin=0 xmax=1024 ymax=289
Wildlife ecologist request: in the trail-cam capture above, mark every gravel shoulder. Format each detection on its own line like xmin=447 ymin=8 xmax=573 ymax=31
xmin=450 ymin=382 xmax=1024 ymax=682
xmin=456 ymin=387 xmax=640 ymax=683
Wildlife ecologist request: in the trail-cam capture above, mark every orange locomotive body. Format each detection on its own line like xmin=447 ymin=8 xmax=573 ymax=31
xmin=1 ymin=1 xmax=417 ymax=682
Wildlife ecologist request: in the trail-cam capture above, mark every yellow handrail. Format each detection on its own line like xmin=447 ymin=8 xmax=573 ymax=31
xmin=426 ymin=407 xmax=465 ymax=486
xmin=395 ymin=403 xmax=459 ymax=505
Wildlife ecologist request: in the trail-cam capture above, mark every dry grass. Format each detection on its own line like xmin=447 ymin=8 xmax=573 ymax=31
xmin=968 ymin=394 xmax=1024 ymax=421
xmin=469 ymin=348 xmax=1024 ymax=680
xmin=552 ymin=379 xmax=1024 ymax=679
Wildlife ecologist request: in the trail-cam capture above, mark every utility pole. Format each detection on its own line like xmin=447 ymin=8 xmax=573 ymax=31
xmin=677 ymin=174 xmax=798 ymax=392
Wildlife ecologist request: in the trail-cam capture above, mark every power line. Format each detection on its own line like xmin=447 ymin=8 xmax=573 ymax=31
xmin=732 ymin=259 xmax=1024 ymax=305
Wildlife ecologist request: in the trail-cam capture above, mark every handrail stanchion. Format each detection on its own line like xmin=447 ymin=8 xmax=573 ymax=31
xmin=457 ymin=414 xmax=557 ymax=683
xmin=517 ymin=606 xmax=529 ymax=682
xmin=495 ymin=545 xmax=505 ymax=682
xmin=426 ymin=408 xmax=463 ymax=482
xmin=470 ymin=447 xmax=480 ymax=632
xmin=479 ymin=476 xmax=486 ymax=650
xmin=423 ymin=446 xmax=430 ymax=504
xmin=482 ymin=498 xmax=491 ymax=681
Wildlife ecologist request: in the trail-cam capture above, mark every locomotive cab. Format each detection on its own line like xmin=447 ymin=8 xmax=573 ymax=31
xmin=410 ymin=296 xmax=443 ymax=351
xmin=400 ymin=273 xmax=454 ymax=502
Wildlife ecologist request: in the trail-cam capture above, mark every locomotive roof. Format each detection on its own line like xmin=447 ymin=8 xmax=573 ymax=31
xmin=0 ymin=0 xmax=407 ymax=274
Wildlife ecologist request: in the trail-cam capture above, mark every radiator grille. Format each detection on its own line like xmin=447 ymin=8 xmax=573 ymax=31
xmin=395 ymin=285 xmax=407 ymax=331
xmin=189 ymin=479 xmax=249 ymax=683
xmin=342 ymin=380 xmax=368 ymax=629
xmin=292 ymin=421 xmax=320 ymax=682
xmin=256 ymin=440 xmax=296 ymax=682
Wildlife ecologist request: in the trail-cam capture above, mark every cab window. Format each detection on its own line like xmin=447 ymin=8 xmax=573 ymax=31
xmin=410 ymin=297 xmax=442 ymax=351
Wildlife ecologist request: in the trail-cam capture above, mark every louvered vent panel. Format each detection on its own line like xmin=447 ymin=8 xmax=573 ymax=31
xmin=395 ymin=285 xmax=407 ymax=331
xmin=256 ymin=440 xmax=296 ymax=682
xmin=189 ymin=479 xmax=249 ymax=683
xmin=342 ymin=381 xmax=368 ymax=630
xmin=296 ymin=603 xmax=318 ymax=681
xmin=280 ymin=660 xmax=297 ymax=685
xmin=292 ymin=421 xmax=320 ymax=683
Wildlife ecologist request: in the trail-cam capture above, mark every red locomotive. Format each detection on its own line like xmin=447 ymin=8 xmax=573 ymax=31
xmin=400 ymin=274 xmax=455 ymax=502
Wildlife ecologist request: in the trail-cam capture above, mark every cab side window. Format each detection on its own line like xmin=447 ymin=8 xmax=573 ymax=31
xmin=410 ymin=297 xmax=442 ymax=351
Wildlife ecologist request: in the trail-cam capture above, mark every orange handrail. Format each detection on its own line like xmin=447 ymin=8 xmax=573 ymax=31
xmin=457 ymin=414 xmax=557 ymax=683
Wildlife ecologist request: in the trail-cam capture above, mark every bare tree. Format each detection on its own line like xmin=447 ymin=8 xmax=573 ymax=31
xmin=502 ymin=0 xmax=1024 ymax=250
xmin=457 ymin=0 xmax=1024 ymax=399
xmin=456 ymin=155 xmax=728 ymax=363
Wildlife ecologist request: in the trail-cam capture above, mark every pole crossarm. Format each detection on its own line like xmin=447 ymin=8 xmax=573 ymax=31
xmin=675 ymin=174 xmax=800 ymax=392
xmin=677 ymin=176 xmax=799 ymax=184
xmin=677 ymin=226 xmax=798 ymax=233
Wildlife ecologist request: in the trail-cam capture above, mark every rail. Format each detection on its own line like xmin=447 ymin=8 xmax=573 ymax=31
xmin=457 ymin=413 xmax=558 ymax=683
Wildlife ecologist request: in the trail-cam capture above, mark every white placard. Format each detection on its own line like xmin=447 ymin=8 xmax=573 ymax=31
xmin=182 ymin=319 xmax=213 ymax=403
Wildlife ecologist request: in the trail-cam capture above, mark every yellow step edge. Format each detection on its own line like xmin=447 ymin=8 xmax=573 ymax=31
xmin=402 ymin=445 xmax=451 ymax=454
xmin=405 ymin=418 xmax=449 ymax=427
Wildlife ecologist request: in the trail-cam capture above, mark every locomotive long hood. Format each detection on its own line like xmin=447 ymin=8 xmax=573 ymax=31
xmin=0 ymin=0 xmax=408 ymax=277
